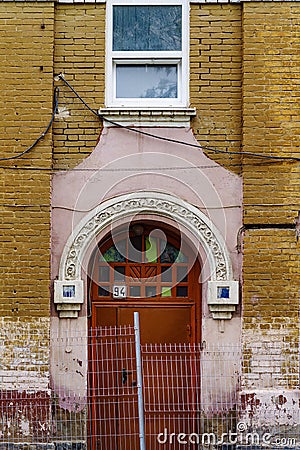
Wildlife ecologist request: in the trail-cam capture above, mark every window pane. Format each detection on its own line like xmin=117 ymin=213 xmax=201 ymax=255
xmin=177 ymin=266 xmax=188 ymax=283
xmin=176 ymin=286 xmax=188 ymax=297
xmin=99 ymin=266 xmax=110 ymax=282
xmin=101 ymin=241 xmax=126 ymax=262
xmin=116 ymin=65 xmax=177 ymax=99
xmin=98 ymin=286 xmax=110 ymax=297
xmin=113 ymin=6 xmax=182 ymax=51
xmin=114 ymin=266 xmax=125 ymax=282
xmin=130 ymin=286 xmax=141 ymax=298
xmin=161 ymin=286 xmax=172 ymax=297
xmin=161 ymin=266 xmax=172 ymax=282
xmin=146 ymin=286 xmax=156 ymax=298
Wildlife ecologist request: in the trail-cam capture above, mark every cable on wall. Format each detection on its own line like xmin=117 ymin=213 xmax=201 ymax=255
xmin=0 ymin=76 xmax=299 ymax=164
xmin=0 ymin=87 xmax=59 ymax=162
xmin=0 ymin=159 xmax=290 ymax=171
xmin=58 ymin=74 xmax=300 ymax=163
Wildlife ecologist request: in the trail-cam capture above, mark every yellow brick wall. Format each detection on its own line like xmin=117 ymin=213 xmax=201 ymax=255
xmin=52 ymin=3 xmax=243 ymax=172
xmin=53 ymin=4 xmax=106 ymax=169
xmin=242 ymin=229 xmax=299 ymax=345
xmin=190 ymin=4 xmax=243 ymax=174
xmin=243 ymin=2 xmax=300 ymax=224
xmin=0 ymin=2 xmax=54 ymax=319
xmin=0 ymin=1 xmax=299 ymax=346
xmin=242 ymin=3 xmax=300 ymax=344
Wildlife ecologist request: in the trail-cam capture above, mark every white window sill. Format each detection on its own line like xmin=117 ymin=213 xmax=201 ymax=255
xmin=99 ymin=107 xmax=196 ymax=127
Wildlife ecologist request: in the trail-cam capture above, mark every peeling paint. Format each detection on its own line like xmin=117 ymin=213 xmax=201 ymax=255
xmin=241 ymin=389 xmax=300 ymax=429
xmin=0 ymin=319 xmax=50 ymax=395
xmin=0 ymin=391 xmax=52 ymax=442
xmin=20 ymin=417 xmax=30 ymax=436
xmin=0 ymin=319 xmax=51 ymax=443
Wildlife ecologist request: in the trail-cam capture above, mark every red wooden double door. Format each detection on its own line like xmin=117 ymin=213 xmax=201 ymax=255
xmin=88 ymin=223 xmax=201 ymax=449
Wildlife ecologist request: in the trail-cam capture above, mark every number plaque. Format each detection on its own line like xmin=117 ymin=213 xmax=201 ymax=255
xmin=113 ymin=285 xmax=127 ymax=299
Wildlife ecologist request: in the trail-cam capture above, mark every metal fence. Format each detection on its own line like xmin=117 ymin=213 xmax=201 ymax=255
xmin=0 ymin=321 xmax=299 ymax=449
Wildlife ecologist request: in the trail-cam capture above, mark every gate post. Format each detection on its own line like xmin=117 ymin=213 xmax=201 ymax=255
xmin=134 ymin=312 xmax=146 ymax=450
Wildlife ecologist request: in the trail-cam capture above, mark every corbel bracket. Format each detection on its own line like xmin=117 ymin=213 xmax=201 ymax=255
xmin=207 ymin=280 xmax=239 ymax=320
xmin=54 ymin=280 xmax=84 ymax=318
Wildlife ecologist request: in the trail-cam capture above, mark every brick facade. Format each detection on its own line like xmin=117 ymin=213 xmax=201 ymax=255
xmin=190 ymin=3 xmax=243 ymax=173
xmin=242 ymin=3 xmax=300 ymax=348
xmin=1 ymin=0 xmax=298 ymax=334
xmin=0 ymin=0 xmax=299 ymax=445
xmin=0 ymin=2 xmax=54 ymax=322
xmin=53 ymin=3 xmax=105 ymax=169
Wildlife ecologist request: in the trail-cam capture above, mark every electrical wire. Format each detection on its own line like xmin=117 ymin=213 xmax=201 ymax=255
xmin=0 ymin=159 xmax=288 ymax=171
xmin=51 ymin=204 xmax=241 ymax=213
xmin=1 ymin=75 xmax=299 ymax=165
xmin=0 ymin=87 xmax=59 ymax=162
xmin=58 ymin=74 xmax=300 ymax=163
xmin=57 ymin=76 xmax=97 ymax=117
xmin=1 ymin=202 xmax=297 ymax=211
xmin=0 ymin=204 xmax=50 ymax=208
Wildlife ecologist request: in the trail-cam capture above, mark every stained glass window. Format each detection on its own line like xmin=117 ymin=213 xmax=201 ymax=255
xmin=160 ymin=242 xmax=187 ymax=263
xmin=101 ymin=242 xmax=126 ymax=262
xmin=94 ymin=227 xmax=190 ymax=300
xmin=100 ymin=237 xmax=187 ymax=264
xmin=145 ymin=236 xmax=158 ymax=263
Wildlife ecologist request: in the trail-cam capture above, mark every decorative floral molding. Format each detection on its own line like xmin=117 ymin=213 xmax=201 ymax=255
xmin=62 ymin=194 xmax=231 ymax=281
xmin=55 ymin=192 xmax=237 ymax=318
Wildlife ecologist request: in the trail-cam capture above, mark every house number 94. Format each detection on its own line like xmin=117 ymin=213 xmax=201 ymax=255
xmin=113 ymin=285 xmax=127 ymax=299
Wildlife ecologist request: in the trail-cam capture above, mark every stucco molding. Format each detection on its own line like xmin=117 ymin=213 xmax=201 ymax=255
xmin=59 ymin=192 xmax=233 ymax=282
xmin=54 ymin=192 xmax=239 ymax=318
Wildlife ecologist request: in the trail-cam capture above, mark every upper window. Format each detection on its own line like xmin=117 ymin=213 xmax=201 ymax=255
xmin=106 ymin=0 xmax=189 ymax=108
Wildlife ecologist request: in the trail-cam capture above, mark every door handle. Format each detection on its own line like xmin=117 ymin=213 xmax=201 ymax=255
xmin=122 ymin=368 xmax=133 ymax=385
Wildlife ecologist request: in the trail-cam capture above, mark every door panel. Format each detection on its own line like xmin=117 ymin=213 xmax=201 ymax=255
xmin=91 ymin=304 xmax=196 ymax=450
xmin=92 ymin=303 xmax=194 ymax=343
xmin=89 ymin=305 xmax=139 ymax=450
xmin=118 ymin=305 xmax=193 ymax=344
xmin=94 ymin=305 xmax=117 ymax=327
xmin=89 ymin=323 xmax=120 ymax=450
xmin=88 ymin=223 xmax=201 ymax=450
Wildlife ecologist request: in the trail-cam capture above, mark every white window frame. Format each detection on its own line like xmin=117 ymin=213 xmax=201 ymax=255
xmin=105 ymin=0 xmax=189 ymax=109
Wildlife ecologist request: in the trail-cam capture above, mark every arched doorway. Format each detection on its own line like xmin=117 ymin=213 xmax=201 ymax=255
xmin=87 ymin=221 xmax=202 ymax=450
xmin=52 ymin=192 xmax=239 ymax=450
xmin=88 ymin=221 xmax=201 ymax=343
